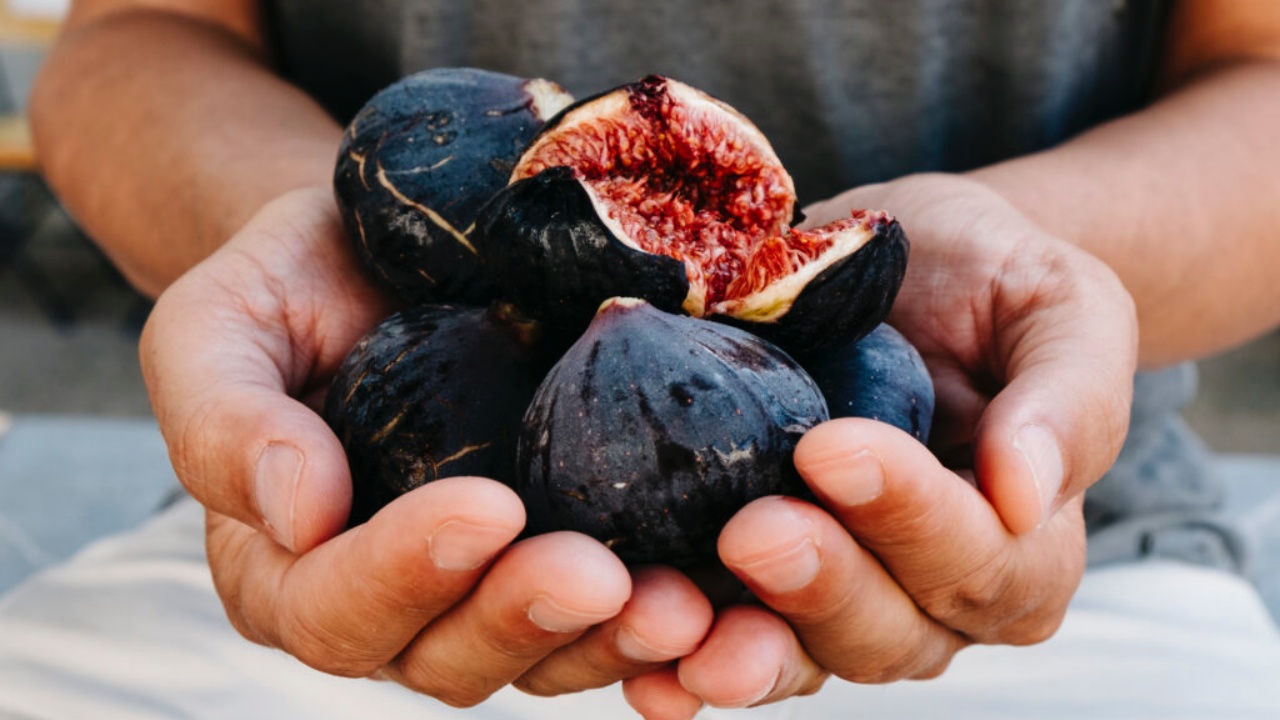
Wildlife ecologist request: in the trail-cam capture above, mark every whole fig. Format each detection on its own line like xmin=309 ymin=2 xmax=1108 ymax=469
xmin=804 ymin=323 xmax=935 ymax=443
xmin=335 ymin=67 xmax=573 ymax=305
xmin=325 ymin=302 xmax=554 ymax=526
xmin=517 ymin=297 xmax=829 ymax=565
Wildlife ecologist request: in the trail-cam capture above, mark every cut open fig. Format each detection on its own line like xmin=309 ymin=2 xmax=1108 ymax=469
xmin=476 ymin=75 xmax=907 ymax=354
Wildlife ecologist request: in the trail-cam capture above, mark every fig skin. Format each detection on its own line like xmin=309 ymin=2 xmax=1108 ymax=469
xmin=517 ymin=297 xmax=829 ymax=566
xmin=717 ymin=217 xmax=909 ymax=358
xmin=334 ymin=67 xmax=572 ymax=306
xmin=324 ymin=302 xmax=555 ymax=526
xmin=475 ymin=165 xmax=691 ymax=337
xmin=803 ymin=323 xmax=935 ymax=443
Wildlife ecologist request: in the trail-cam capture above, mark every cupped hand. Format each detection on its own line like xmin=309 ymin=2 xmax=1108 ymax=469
xmin=626 ymin=173 xmax=1138 ymax=716
xmin=139 ymin=186 xmax=712 ymax=707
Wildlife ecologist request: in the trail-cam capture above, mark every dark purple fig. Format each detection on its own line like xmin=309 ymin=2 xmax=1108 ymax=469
xmin=475 ymin=75 xmax=907 ymax=354
xmin=804 ymin=323 xmax=935 ymax=443
xmin=517 ymin=297 xmax=829 ymax=566
xmin=324 ymin=302 xmax=554 ymax=526
xmin=335 ymin=67 xmax=573 ymax=306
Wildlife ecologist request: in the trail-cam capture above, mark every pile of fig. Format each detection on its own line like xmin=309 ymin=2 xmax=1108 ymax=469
xmin=325 ymin=68 xmax=931 ymax=565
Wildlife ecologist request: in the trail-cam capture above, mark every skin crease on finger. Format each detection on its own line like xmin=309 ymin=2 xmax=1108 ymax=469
xmin=792 ymin=419 xmax=1088 ymax=645
xmin=205 ymin=477 xmax=529 ymax=677
xmin=623 ymin=668 xmax=705 ymax=720
xmin=716 ymin=494 xmax=969 ymax=681
xmin=676 ymin=605 xmax=827 ymax=708
xmin=382 ymin=532 xmax=634 ymax=708
xmin=512 ymin=566 xmax=714 ymax=698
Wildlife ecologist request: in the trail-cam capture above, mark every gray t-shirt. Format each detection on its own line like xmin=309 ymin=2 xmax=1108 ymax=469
xmin=265 ymin=0 xmax=1240 ymax=570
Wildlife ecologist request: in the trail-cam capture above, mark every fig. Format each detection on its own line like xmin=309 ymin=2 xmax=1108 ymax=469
xmin=476 ymin=75 xmax=908 ymax=355
xmin=517 ymin=297 xmax=829 ymax=565
xmin=334 ymin=67 xmax=573 ymax=306
xmin=324 ymin=302 xmax=553 ymax=526
xmin=804 ymin=323 xmax=935 ymax=443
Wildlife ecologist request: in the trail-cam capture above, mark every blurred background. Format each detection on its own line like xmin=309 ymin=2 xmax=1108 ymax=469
xmin=0 ymin=2 xmax=1277 ymax=598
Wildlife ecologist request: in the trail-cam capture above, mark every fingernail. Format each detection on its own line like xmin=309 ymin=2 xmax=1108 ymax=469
xmin=738 ymin=536 xmax=821 ymax=595
xmin=254 ymin=443 xmax=303 ymax=549
xmin=615 ymin=626 xmax=671 ymax=663
xmin=1013 ymin=424 xmax=1064 ymax=525
xmin=818 ymin=448 xmax=886 ymax=507
xmin=528 ymin=595 xmax=616 ymax=633
xmin=427 ymin=520 xmax=512 ymax=571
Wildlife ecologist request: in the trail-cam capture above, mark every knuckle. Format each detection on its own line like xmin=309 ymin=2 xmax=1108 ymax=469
xmin=794 ymin=672 xmax=828 ymax=697
xmin=818 ymin=621 xmax=932 ymax=685
xmin=999 ymin=604 xmax=1068 ymax=647
xmin=222 ymin=606 xmax=269 ymax=648
xmin=167 ymin=391 xmax=218 ymax=495
xmin=832 ymin=626 xmax=963 ymax=684
xmin=511 ymin=672 xmax=568 ymax=698
xmin=915 ymin=552 xmax=1014 ymax=626
xmin=171 ymin=391 xmax=276 ymax=523
xmin=832 ymin=644 xmax=927 ymax=685
xmin=835 ymin=664 xmax=905 ymax=685
xmin=205 ymin=517 xmax=276 ymax=649
xmin=774 ymin=573 xmax=860 ymax=628
xmin=276 ymin=611 xmax=379 ymax=678
xmin=919 ymin=549 xmax=1077 ymax=646
xmin=433 ymin=690 xmax=491 ymax=709
xmin=909 ymin=651 xmax=957 ymax=680
xmin=473 ymin=619 xmax=560 ymax=661
xmin=392 ymin=658 xmax=495 ymax=708
xmin=512 ymin=653 xmax=620 ymax=697
xmin=947 ymin=575 xmax=1008 ymax=616
xmin=411 ymin=679 xmax=493 ymax=710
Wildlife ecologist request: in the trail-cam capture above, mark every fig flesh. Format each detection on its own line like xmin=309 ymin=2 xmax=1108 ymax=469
xmin=476 ymin=75 xmax=908 ymax=354
xmin=804 ymin=323 xmax=935 ymax=443
xmin=324 ymin=302 xmax=553 ymax=526
xmin=335 ymin=67 xmax=573 ymax=306
xmin=517 ymin=297 xmax=829 ymax=565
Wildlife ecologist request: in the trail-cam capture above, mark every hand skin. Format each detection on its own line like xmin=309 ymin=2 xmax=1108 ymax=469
xmin=630 ymin=4 xmax=1280 ymax=714
xmin=29 ymin=1 xmax=1280 ymax=719
xmin=141 ymin=186 xmax=714 ymax=706
xmin=626 ymin=174 xmax=1136 ymax=716
xmin=34 ymin=2 xmax=716 ymax=705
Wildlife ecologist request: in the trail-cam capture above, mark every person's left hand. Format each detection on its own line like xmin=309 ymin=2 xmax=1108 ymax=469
xmin=620 ymin=173 xmax=1138 ymax=717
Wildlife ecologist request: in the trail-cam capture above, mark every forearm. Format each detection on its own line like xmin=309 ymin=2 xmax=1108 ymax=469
xmin=30 ymin=8 xmax=342 ymax=297
xmin=971 ymin=60 xmax=1280 ymax=367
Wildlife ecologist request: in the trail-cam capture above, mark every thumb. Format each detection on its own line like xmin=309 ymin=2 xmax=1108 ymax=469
xmin=974 ymin=246 xmax=1136 ymax=535
xmin=141 ymin=188 xmax=388 ymax=552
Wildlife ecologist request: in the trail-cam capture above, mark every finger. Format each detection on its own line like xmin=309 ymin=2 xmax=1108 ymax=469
xmin=622 ymin=667 xmax=704 ymax=720
xmin=676 ymin=605 xmax=827 ymax=709
xmin=718 ymin=496 xmax=966 ymax=683
xmin=972 ymin=245 xmax=1136 ymax=533
xmin=206 ymin=476 xmax=525 ymax=677
xmin=514 ymin=566 xmax=713 ymax=696
xmin=796 ymin=418 xmax=1086 ymax=644
xmin=812 ymin=177 xmax=1136 ymax=533
xmin=141 ymin=188 xmax=389 ymax=552
xmin=386 ymin=532 xmax=632 ymax=708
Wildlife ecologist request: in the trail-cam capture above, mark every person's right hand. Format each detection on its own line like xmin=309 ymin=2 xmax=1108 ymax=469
xmin=139 ymin=186 xmax=713 ymax=707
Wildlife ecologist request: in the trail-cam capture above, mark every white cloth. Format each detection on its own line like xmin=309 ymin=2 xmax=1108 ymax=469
xmin=1 ymin=497 xmax=1278 ymax=720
